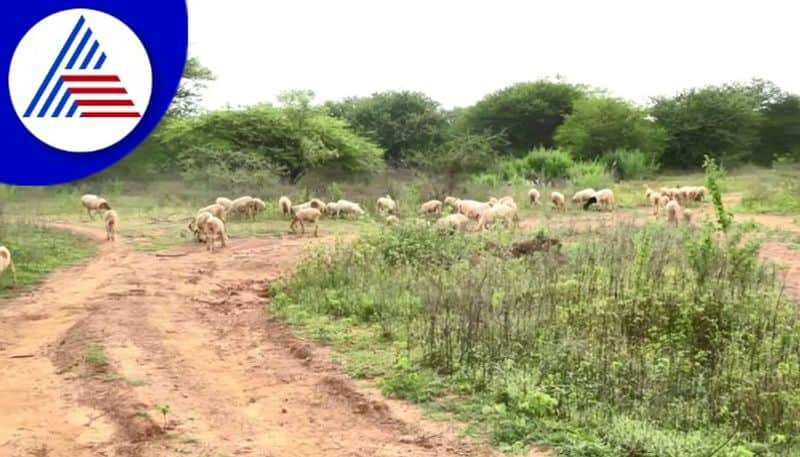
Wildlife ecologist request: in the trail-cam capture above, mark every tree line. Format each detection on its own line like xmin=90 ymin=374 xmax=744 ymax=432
xmin=111 ymin=58 xmax=800 ymax=185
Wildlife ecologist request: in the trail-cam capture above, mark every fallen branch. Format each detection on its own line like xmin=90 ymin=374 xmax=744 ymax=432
xmin=9 ymin=354 xmax=35 ymax=359
xmin=155 ymin=253 xmax=190 ymax=258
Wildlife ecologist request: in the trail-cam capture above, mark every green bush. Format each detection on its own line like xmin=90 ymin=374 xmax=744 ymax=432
xmin=568 ymin=161 xmax=613 ymax=189
xmin=604 ymin=149 xmax=659 ymax=180
xmin=497 ymin=148 xmax=575 ymax=182
xmin=276 ymin=221 xmax=800 ymax=455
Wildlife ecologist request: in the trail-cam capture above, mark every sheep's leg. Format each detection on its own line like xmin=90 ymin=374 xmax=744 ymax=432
xmin=300 ymin=220 xmax=305 ymax=234
xmin=313 ymin=221 xmax=318 ymax=237
xmin=221 ymin=232 xmax=227 ymax=247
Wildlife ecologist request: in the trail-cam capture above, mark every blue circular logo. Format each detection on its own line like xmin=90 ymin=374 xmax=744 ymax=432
xmin=2 ymin=1 xmax=187 ymax=185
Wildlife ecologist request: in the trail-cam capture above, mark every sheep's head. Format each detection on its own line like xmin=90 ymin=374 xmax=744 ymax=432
xmin=98 ymin=201 xmax=111 ymax=210
xmin=310 ymin=198 xmax=325 ymax=210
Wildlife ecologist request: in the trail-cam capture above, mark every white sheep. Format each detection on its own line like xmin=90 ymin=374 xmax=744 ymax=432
xmin=325 ymin=201 xmax=340 ymax=217
xmin=103 ymin=210 xmax=118 ymax=242
xmin=189 ymin=211 xmax=214 ymax=242
xmin=497 ymin=196 xmax=516 ymax=208
xmin=291 ymin=198 xmax=326 ymax=215
xmin=571 ymin=188 xmax=596 ymax=204
xmin=682 ymin=209 xmax=693 ymax=224
xmin=216 ymin=197 xmax=233 ymax=211
xmin=250 ymin=198 xmax=267 ymax=215
xmin=0 ymin=246 xmax=17 ymax=284
xmin=334 ymin=199 xmax=364 ymax=217
xmin=444 ymin=196 xmax=461 ymax=211
xmin=278 ymin=196 xmax=292 ymax=216
xmin=477 ymin=203 xmax=519 ymax=230
xmin=290 ymin=208 xmax=322 ymax=236
xmin=457 ymin=200 xmax=491 ymax=220
xmin=528 ymin=188 xmax=541 ymax=205
xmin=376 ymin=195 xmax=398 ymax=214
xmin=665 ymin=200 xmax=681 ymax=224
xmin=80 ymin=194 xmax=111 ymax=219
xmin=551 ymin=192 xmax=565 ymax=210
xmin=420 ymin=199 xmax=443 ymax=214
xmin=386 ymin=215 xmax=400 ymax=226
xmin=204 ymin=216 xmax=228 ymax=252
xmin=199 ymin=203 xmax=227 ymax=221
xmin=592 ymin=189 xmax=615 ymax=211
xmin=230 ymin=196 xmax=255 ymax=217
xmin=434 ymin=213 xmax=471 ymax=232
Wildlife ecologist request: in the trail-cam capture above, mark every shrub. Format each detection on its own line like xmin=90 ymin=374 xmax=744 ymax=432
xmin=496 ymin=148 xmax=575 ymax=182
xmin=568 ymin=161 xmax=612 ymax=189
xmin=604 ymin=149 xmax=659 ymax=180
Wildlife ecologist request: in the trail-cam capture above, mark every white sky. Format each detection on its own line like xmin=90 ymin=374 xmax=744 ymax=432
xmin=187 ymin=0 xmax=799 ymax=110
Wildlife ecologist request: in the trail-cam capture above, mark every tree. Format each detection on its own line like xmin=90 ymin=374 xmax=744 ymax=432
xmin=167 ymin=57 xmax=215 ymax=118
xmin=757 ymin=94 xmax=800 ymax=164
xmin=651 ymin=85 xmax=763 ymax=169
xmin=413 ymin=132 xmax=504 ymax=194
xmin=324 ymin=91 xmax=449 ymax=166
xmin=554 ymin=97 xmax=666 ymax=161
xmin=158 ymin=94 xmax=385 ymax=183
xmin=456 ymin=80 xmax=586 ymax=156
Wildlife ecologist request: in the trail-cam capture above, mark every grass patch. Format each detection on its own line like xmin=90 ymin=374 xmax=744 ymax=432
xmin=0 ymin=222 xmax=97 ymax=298
xmin=83 ymin=343 xmax=109 ymax=368
xmin=273 ymin=221 xmax=799 ymax=456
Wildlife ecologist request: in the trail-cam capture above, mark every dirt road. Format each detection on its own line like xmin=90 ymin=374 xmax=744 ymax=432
xmin=0 ymin=226 xmax=498 ymax=457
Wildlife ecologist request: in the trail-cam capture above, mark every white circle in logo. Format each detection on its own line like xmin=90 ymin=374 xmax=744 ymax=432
xmin=8 ymin=9 xmax=152 ymax=153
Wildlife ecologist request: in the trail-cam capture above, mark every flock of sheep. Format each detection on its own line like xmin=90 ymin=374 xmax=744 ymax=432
xmin=0 ymin=184 xmax=708 ymax=285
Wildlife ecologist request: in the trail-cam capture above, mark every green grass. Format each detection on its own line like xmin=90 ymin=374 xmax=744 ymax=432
xmin=0 ymin=222 xmax=97 ymax=298
xmin=83 ymin=343 xmax=109 ymax=368
xmin=272 ymin=220 xmax=799 ymax=457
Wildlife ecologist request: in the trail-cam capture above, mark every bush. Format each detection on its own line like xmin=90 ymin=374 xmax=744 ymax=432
xmin=604 ymin=149 xmax=659 ymax=180
xmin=497 ymin=148 xmax=575 ymax=182
xmin=568 ymin=161 xmax=613 ymax=189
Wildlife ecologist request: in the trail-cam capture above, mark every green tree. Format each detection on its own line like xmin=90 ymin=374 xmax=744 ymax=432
xmin=756 ymin=94 xmax=800 ymax=164
xmin=457 ymin=80 xmax=586 ymax=156
xmin=325 ymin=91 xmax=449 ymax=166
xmin=651 ymin=84 xmax=763 ymax=169
xmin=413 ymin=132 xmax=504 ymax=194
xmin=554 ymin=96 xmax=666 ymax=161
xmin=158 ymin=93 xmax=384 ymax=183
xmin=167 ymin=57 xmax=215 ymax=118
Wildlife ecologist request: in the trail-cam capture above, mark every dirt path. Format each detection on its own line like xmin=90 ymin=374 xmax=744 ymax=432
xmin=0 ymin=226 xmax=498 ymax=457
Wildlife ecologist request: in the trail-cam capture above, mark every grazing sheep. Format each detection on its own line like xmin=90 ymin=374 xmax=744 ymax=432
xmin=386 ymin=215 xmax=400 ymax=226
xmin=420 ymin=199 xmax=443 ymax=215
xmin=278 ymin=196 xmax=292 ymax=216
xmin=376 ymin=195 xmax=398 ymax=214
xmin=199 ymin=203 xmax=227 ymax=220
xmin=80 ymin=194 xmax=111 ymax=219
xmin=644 ymin=187 xmax=658 ymax=206
xmin=571 ymin=188 xmax=596 ymax=204
xmin=216 ymin=197 xmax=233 ymax=211
xmin=189 ymin=211 xmax=214 ymax=242
xmin=0 ymin=246 xmax=17 ymax=285
xmin=583 ymin=189 xmax=615 ymax=211
xmin=334 ymin=199 xmax=364 ymax=217
xmin=528 ymin=188 xmax=541 ymax=205
xmin=250 ymin=198 xmax=267 ymax=215
xmin=230 ymin=196 xmax=255 ymax=217
xmin=204 ymin=216 xmax=228 ymax=252
xmin=291 ymin=198 xmax=327 ymax=215
xmin=682 ymin=209 xmax=693 ymax=224
xmin=434 ymin=213 xmax=471 ymax=232
xmin=665 ymin=200 xmax=681 ymax=224
xmin=550 ymin=192 xmax=565 ymax=210
xmin=477 ymin=203 xmax=519 ymax=230
xmin=653 ymin=194 xmax=671 ymax=216
xmin=458 ymin=200 xmax=492 ymax=220
xmin=444 ymin=196 xmax=461 ymax=211
xmin=290 ymin=208 xmax=322 ymax=236
xmin=103 ymin=210 xmax=118 ymax=241
xmin=682 ymin=186 xmax=706 ymax=202
xmin=325 ymin=201 xmax=339 ymax=217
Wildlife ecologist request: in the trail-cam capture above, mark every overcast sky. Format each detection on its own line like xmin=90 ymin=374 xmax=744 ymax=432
xmin=186 ymin=0 xmax=799 ymax=110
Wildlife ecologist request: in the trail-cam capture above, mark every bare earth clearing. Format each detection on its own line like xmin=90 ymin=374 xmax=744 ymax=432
xmin=1 ymin=202 xmax=798 ymax=457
